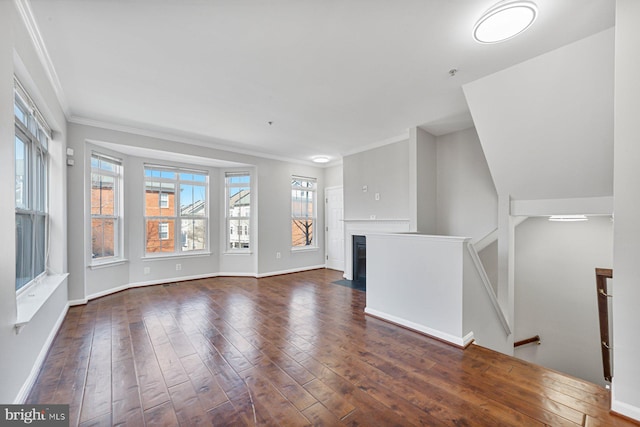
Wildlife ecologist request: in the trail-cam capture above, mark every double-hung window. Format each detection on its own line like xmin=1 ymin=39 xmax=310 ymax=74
xmin=291 ymin=176 xmax=317 ymax=248
xmin=14 ymin=79 xmax=50 ymax=291
xmin=91 ymin=153 xmax=123 ymax=261
xmin=225 ymin=172 xmax=251 ymax=251
xmin=144 ymin=166 xmax=208 ymax=255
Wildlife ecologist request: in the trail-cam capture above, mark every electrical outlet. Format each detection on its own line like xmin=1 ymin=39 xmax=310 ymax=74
xmin=375 ymin=192 xmax=380 ymax=201
xmin=143 ymin=267 xmax=150 ymax=275
xmin=176 ymin=263 xmax=182 ymax=271
xmin=370 ymin=214 xmax=376 ymax=220
xmin=276 ymin=252 xmax=281 ymax=259
xmin=362 ymin=185 xmax=368 ymax=192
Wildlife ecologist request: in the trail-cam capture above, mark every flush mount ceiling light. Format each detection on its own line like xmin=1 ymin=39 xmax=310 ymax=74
xmin=312 ymin=156 xmax=330 ymax=164
xmin=548 ymin=215 xmax=588 ymax=222
xmin=473 ymin=0 xmax=538 ymax=44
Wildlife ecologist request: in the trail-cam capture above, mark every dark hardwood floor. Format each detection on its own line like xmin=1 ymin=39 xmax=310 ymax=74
xmin=27 ymin=269 xmax=636 ymax=426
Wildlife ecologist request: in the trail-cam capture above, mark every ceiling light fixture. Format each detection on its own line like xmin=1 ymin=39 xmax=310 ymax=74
xmin=312 ymin=156 xmax=330 ymax=164
xmin=473 ymin=1 xmax=538 ymax=44
xmin=548 ymin=215 xmax=588 ymax=222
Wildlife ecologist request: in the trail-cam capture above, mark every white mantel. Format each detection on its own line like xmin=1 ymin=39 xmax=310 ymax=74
xmin=343 ymin=219 xmax=410 ymax=280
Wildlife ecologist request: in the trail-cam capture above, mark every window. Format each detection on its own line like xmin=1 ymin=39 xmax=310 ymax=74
xmin=159 ymin=223 xmax=169 ymax=240
xmin=291 ymin=176 xmax=317 ymax=248
xmin=160 ymin=192 xmax=169 ymax=208
xmin=144 ymin=166 xmax=208 ymax=254
xmin=91 ymin=153 xmax=123 ymax=261
xmin=225 ymin=172 xmax=251 ymax=250
xmin=14 ymin=79 xmax=50 ymax=291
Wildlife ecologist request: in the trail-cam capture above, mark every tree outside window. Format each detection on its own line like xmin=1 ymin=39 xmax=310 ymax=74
xmin=291 ymin=176 xmax=317 ymax=248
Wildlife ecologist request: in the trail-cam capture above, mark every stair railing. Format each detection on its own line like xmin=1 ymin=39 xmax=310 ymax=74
xmin=595 ymin=268 xmax=613 ymax=382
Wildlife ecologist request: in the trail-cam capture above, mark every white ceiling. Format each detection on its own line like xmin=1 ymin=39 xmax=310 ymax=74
xmin=27 ymin=0 xmax=614 ymax=164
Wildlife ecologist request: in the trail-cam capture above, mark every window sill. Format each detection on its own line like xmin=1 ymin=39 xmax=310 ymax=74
xmin=142 ymin=252 xmax=212 ymax=261
xmin=224 ymin=250 xmax=252 ymax=256
xmin=90 ymin=258 xmax=128 ymax=269
xmin=291 ymin=246 xmax=318 ymax=253
xmin=15 ymin=273 xmax=69 ymax=334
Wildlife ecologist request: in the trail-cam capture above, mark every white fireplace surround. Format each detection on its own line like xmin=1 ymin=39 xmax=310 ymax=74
xmin=343 ymin=219 xmax=411 ymax=280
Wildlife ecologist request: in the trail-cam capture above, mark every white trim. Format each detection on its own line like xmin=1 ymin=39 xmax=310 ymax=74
xmin=71 ymin=116 xmax=320 ymax=167
xmin=466 ymin=242 xmax=511 ymax=335
xmin=256 ymin=265 xmax=326 ymax=278
xmin=76 ymin=266 xmax=327 ymax=302
xmin=14 ymin=0 xmax=69 ymax=116
xmin=510 ymin=196 xmax=614 ymax=217
xmin=365 ymin=307 xmax=475 ymax=348
xmin=15 ymin=274 xmax=69 ymax=333
xmin=89 ymin=259 xmax=128 ymax=269
xmin=13 ymin=302 xmax=69 ymax=404
xmin=141 ymin=252 xmax=212 ymax=261
xmin=611 ymin=381 xmax=640 ymax=423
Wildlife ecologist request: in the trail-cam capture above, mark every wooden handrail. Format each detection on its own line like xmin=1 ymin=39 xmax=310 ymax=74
xmin=514 ymin=335 xmax=541 ymax=348
xmin=596 ymin=268 xmax=613 ymax=382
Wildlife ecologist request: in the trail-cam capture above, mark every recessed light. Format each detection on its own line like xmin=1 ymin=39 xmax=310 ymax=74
xmin=548 ymin=215 xmax=588 ymax=222
xmin=312 ymin=156 xmax=330 ymax=164
xmin=473 ymin=1 xmax=538 ymax=44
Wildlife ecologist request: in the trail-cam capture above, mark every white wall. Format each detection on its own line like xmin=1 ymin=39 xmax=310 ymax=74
xmin=343 ymin=140 xmax=410 ymax=220
xmin=464 ymin=28 xmax=614 ymax=201
xmin=0 ymin=2 xmax=69 ymax=403
xmin=411 ymin=127 xmax=437 ymax=233
xmin=436 ymin=127 xmax=497 ymax=241
xmin=66 ymin=122 xmax=327 ymax=303
xmin=324 ymin=164 xmax=343 ymax=188
xmin=612 ymin=0 xmax=640 ymax=420
xmin=514 ymin=217 xmax=612 ymax=385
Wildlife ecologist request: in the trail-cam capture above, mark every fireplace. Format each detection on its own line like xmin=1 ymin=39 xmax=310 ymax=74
xmin=353 ymin=235 xmax=366 ymax=283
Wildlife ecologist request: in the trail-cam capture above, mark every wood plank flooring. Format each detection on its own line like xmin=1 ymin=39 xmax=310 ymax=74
xmin=27 ymin=269 xmax=637 ymax=426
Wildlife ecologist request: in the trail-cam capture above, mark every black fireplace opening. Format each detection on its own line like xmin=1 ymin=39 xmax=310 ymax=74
xmin=353 ymin=235 xmax=366 ymax=284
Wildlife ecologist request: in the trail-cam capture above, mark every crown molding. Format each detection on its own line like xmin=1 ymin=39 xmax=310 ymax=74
xmin=14 ymin=0 xmax=70 ymax=117
xmin=69 ymin=115 xmax=337 ymax=167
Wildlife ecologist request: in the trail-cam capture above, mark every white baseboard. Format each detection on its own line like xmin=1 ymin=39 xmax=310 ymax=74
xmin=256 ymin=265 xmax=326 ymax=278
xmin=611 ymin=382 xmax=640 ymax=423
xmin=14 ymin=303 xmax=70 ymax=404
xmin=364 ymin=307 xmax=475 ymax=348
xmin=78 ymin=266 xmax=327 ymax=303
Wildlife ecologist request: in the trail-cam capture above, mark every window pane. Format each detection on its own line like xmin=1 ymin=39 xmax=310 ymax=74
xmin=91 ymin=173 xmax=115 ymax=215
xmin=229 ymin=218 xmax=249 ymax=249
xmin=145 ymin=182 xmax=175 ymax=216
xmin=35 ymin=149 xmax=46 ymax=212
xmin=181 ymin=219 xmax=205 ymax=251
xmin=34 ymin=214 xmax=46 ymax=276
xmin=228 ymin=186 xmax=250 ymax=217
xmin=180 ymin=172 xmax=206 ymax=182
xmin=15 ymin=135 xmax=28 ymax=210
xmin=228 ymin=175 xmax=250 ymax=185
xmin=180 ymin=184 xmax=206 ymax=216
xmin=14 ymin=103 xmax=27 ymax=126
xmin=146 ymin=219 xmax=175 ymax=253
xmin=16 ymin=213 xmax=33 ymax=290
xmin=292 ymin=219 xmax=313 ymax=247
xmin=92 ymin=217 xmax=116 ymax=259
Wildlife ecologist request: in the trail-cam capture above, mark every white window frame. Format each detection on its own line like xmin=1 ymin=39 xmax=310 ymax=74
xmin=159 ymin=222 xmax=169 ymax=240
xmin=14 ymin=78 xmax=50 ymax=293
xmin=144 ymin=165 xmax=209 ymax=256
xmin=160 ymin=192 xmax=169 ymax=208
xmin=90 ymin=152 xmax=123 ymax=264
xmin=291 ymin=175 xmax=317 ymax=250
xmin=225 ymin=171 xmax=251 ymax=252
